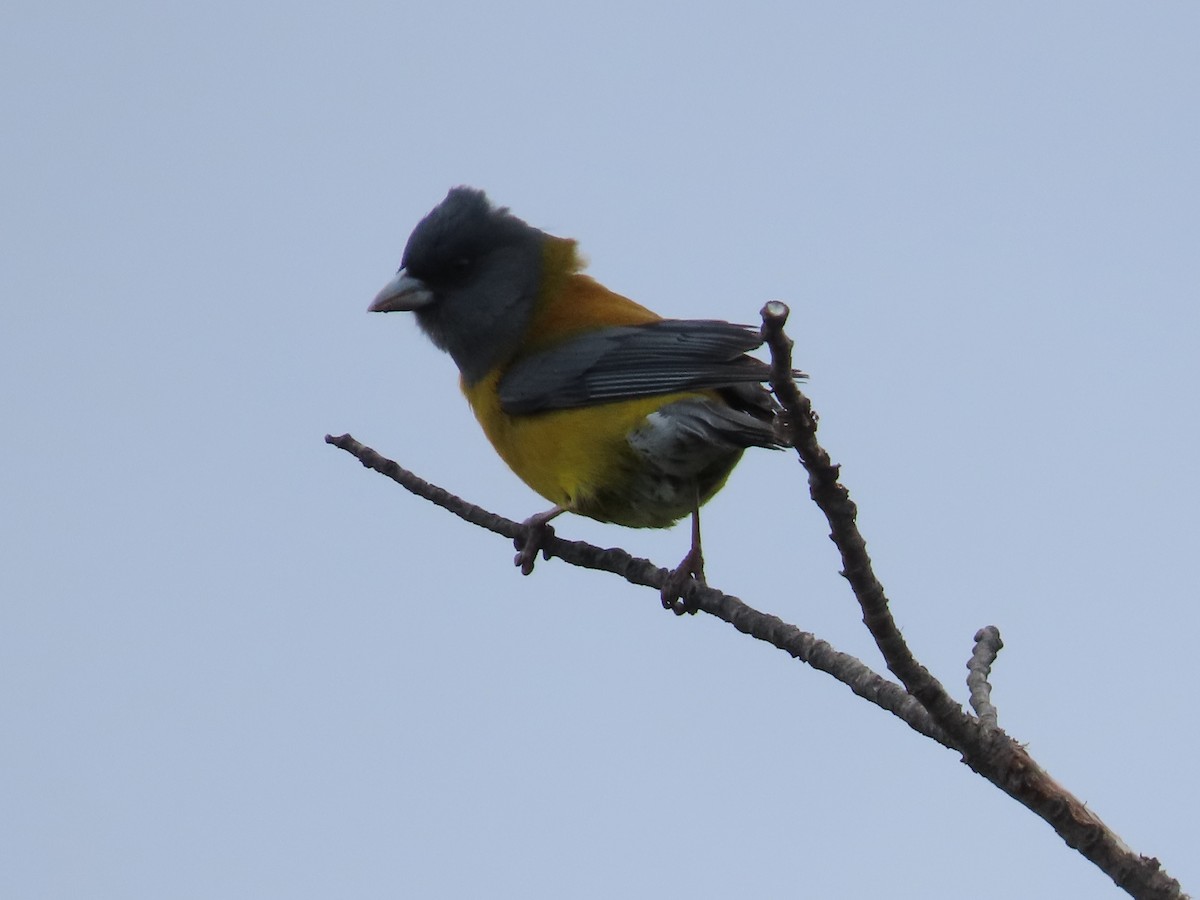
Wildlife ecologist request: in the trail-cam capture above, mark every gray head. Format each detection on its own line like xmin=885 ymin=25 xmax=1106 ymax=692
xmin=370 ymin=187 xmax=546 ymax=384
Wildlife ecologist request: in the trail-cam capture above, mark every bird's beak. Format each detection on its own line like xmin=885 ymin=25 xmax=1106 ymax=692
xmin=368 ymin=268 xmax=435 ymax=312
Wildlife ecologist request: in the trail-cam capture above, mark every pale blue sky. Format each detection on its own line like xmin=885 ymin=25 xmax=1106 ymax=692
xmin=2 ymin=3 xmax=1197 ymax=897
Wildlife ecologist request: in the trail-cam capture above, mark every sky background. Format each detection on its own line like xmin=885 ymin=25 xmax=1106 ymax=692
xmin=2 ymin=3 xmax=1197 ymax=897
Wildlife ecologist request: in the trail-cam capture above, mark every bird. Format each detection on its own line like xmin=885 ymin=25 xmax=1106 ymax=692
xmin=369 ymin=187 xmax=794 ymax=610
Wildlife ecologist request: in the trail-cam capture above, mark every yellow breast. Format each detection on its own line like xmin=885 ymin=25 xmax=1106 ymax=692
xmin=464 ymin=371 xmax=708 ymax=524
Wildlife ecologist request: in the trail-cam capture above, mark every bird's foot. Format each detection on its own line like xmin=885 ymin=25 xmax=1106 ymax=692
xmin=661 ymin=547 xmax=706 ymax=615
xmin=513 ymin=507 xmax=563 ymax=575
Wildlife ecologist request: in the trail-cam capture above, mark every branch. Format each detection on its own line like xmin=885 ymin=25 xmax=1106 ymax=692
xmin=326 ymin=432 xmax=1184 ymax=898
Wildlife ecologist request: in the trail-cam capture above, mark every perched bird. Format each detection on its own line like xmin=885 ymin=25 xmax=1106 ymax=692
xmin=370 ymin=187 xmax=792 ymax=609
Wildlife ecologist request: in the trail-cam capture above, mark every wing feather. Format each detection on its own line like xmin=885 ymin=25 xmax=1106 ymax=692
xmin=499 ymin=320 xmax=776 ymax=415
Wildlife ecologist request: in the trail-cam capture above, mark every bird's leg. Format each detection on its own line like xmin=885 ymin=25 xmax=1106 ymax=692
xmin=661 ymin=493 xmax=706 ymax=615
xmin=514 ymin=505 xmax=565 ymax=575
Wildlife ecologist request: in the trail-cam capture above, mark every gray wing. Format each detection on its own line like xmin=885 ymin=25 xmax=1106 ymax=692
xmin=498 ymin=319 xmax=774 ymax=415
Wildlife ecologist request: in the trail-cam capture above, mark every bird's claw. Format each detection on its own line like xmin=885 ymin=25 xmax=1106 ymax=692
xmin=514 ymin=519 xmax=555 ymax=575
xmin=660 ymin=547 xmax=706 ymax=615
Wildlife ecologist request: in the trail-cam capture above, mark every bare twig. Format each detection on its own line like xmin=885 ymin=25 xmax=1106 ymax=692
xmin=967 ymin=626 xmax=1004 ymax=727
xmin=759 ymin=301 xmax=977 ymax=746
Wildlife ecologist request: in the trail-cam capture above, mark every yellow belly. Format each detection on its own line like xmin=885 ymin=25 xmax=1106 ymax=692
xmin=463 ymin=371 xmax=727 ymax=528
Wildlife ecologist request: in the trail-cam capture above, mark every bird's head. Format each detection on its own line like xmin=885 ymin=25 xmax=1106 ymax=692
xmin=370 ymin=186 xmax=546 ymax=383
